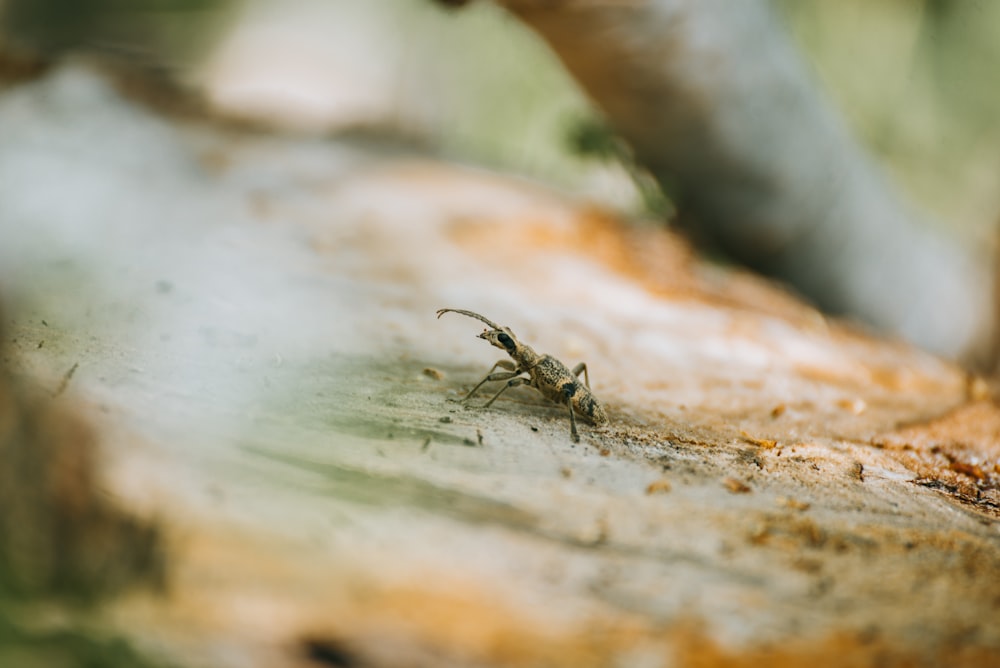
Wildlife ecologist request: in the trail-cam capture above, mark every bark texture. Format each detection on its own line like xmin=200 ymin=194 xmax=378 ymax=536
xmin=0 ymin=62 xmax=998 ymax=668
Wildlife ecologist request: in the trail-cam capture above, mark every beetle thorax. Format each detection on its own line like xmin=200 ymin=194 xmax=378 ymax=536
xmin=511 ymin=342 xmax=540 ymax=369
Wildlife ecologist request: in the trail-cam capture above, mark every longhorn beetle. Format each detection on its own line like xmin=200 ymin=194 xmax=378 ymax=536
xmin=436 ymin=308 xmax=608 ymax=442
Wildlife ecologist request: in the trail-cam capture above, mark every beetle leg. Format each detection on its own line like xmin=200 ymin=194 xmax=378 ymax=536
xmin=571 ymin=362 xmax=591 ymax=389
xmin=481 ymin=375 xmax=529 ymax=408
xmin=564 ymin=393 xmax=580 ymax=442
xmin=456 ymin=360 xmax=517 ymax=402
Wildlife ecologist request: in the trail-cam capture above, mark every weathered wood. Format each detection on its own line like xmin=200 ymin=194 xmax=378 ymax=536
xmin=0 ymin=63 xmax=998 ymax=668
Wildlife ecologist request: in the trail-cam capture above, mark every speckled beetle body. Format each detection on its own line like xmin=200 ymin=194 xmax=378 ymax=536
xmin=437 ymin=308 xmax=608 ymax=442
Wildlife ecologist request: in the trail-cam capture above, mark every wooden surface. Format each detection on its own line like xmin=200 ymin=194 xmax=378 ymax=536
xmin=1 ymin=63 xmax=998 ymax=667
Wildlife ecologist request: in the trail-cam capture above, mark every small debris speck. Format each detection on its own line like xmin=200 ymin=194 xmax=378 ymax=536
xmin=530 ymin=426 xmax=538 ymax=432
xmin=422 ymin=367 xmax=444 ymax=380
xmin=476 ymin=429 xmax=483 ymax=446
xmin=723 ymin=477 xmax=751 ymax=494
xmin=52 ymin=362 xmax=79 ymax=398
xmin=421 ymin=437 xmax=431 ymax=452
xmin=438 ymin=416 xmax=452 ymax=423
xmin=741 ymin=431 xmax=776 ymax=449
xmin=949 ymin=460 xmax=985 ymax=480
xmin=835 ymin=397 xmax=867 ymax=415
xmin=645 ymin=479 xmax=671 ymax=495
xmin=776 ymin=496 xmax=810 ymax=511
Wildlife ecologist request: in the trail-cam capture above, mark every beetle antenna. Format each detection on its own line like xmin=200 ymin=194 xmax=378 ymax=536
xmin=436 ymin=308 xmax=503 ymax=330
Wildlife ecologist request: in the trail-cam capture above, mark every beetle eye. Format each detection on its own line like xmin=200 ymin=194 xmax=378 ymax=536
xmin=497 ymin=332 xmax=513 ymax=347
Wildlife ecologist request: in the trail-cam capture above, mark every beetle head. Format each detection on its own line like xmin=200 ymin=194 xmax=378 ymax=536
xmin=437 ymin=308 xmax=519 ymax=354
xmin=478 ymin=327 xmax=518 ymax=354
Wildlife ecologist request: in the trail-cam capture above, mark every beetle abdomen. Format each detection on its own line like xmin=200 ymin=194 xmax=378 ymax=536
xmin=574 ymin=389 xmax=608 ymax=424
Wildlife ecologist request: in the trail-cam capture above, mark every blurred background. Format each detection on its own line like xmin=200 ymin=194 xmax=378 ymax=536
xmin=1 ymin=4 xmax=999 ymax=665
xmin=3 ymin=0 xmax=998 ymax=244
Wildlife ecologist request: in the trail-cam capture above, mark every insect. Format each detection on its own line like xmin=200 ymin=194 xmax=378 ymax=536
xmin=436 ymin=308 xmax=608 ymax=442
